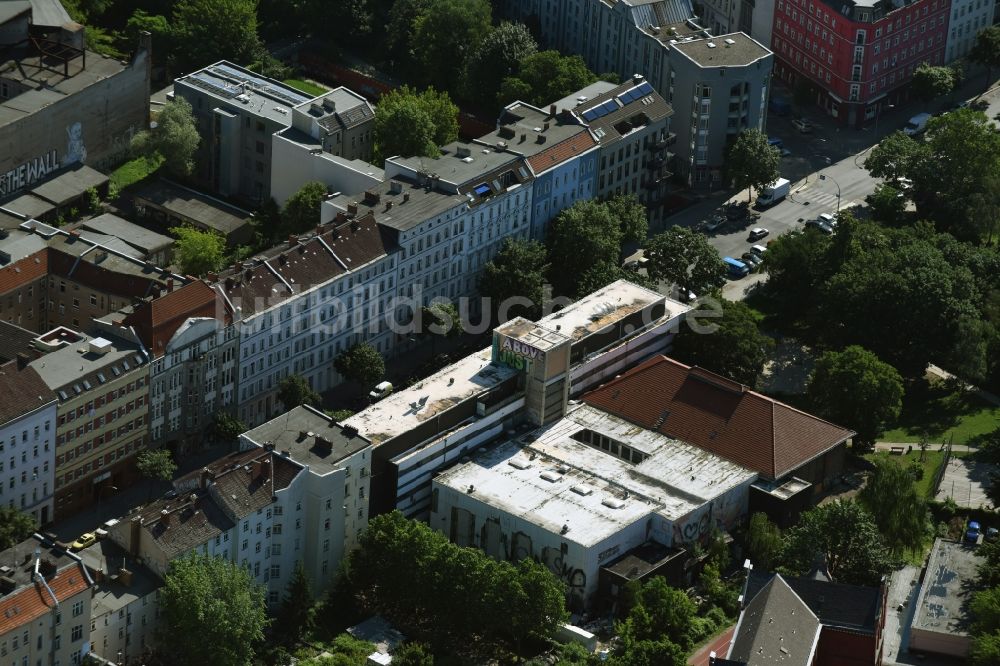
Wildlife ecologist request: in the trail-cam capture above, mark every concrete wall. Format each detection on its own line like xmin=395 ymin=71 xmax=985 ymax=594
xmin=909 ymin=628 xmax=970 ymax=659
xmin=0 ymin=48 xmax=149 ymax=182
xmin=0 ymin=400 xmax=57 ymax=524
xmin=270 ymin=132 xmax=383 ymax=207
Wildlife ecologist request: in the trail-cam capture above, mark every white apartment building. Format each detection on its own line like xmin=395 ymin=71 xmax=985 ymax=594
xmin=216 ymin=213 xmax=397 ymax=427
xmin=947 ymin=0 xmax=995 ymax=61
xmin=0 ymin=360 xmax=57 ymax=524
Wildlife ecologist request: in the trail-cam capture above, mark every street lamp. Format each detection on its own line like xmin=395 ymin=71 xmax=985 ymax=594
xmin=819 ymin=173 xmax=841 ymax=213
xmin=96 ymin=485 xmax=118 ymax=522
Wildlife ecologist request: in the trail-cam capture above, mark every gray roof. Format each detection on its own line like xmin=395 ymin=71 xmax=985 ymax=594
xmin=80 ymin=214 xmax=174 ymax=255
xmin=629 ymin=0 xmax=697 ymax=29
xmin=569 ymin=76 xmax=673 ymax=145
xmin=729 ymin=575 xmax=822 ymax=665
xmin=671 ymin=33 xmax=773 ymax=68
xmin=0 ymin=230 xmax=46 ymax=264
xmin=481 ymin=102 xmax=589 ymax=159
xmin=303 ymin=87 xmax=374 ymax=133
xmin=242 ymin=405 xmax=372 ymax=475
xmin=28 ymin=331 xmax=147 ymax=396
xmin=389 ymin=140 xmax=528 ymax=190
xmin=0 ymin=534 xmax=80 ymax=594
xmin=174 ymin=61 xmax=312 ymax=126
xmin=2 ymin=193 xmax=55 ymax=219
xmin=911 ymin=538 xmax=978 ymax=637
xmin=130 ymin=178 xmax=252 ymax=237
xmin=139 ymin=492 xmax=236 ymax=559
xmin=29 ymin=165 xmax=108 ymax=207
xmin=0 ymin=49 xmax=126 ymax=130
xmin=74 ymin=231 xmax=144 ymax=260
xmin=0 ymin=1 xmax=31 ymax=25
xmin=23 ymin=0 xmax=70 ymax=26
xmin=327 ymin=177 xmax=467 ymax=233
xmin=0 ymin=209 xmax=24 ymax=229
xmin=550 ymin=81 xmax=619 ymax=114
xmin=79 ymin=541 xmax=161 ymax=611
xmin=0 ymin=320 xmax=38 ymax=363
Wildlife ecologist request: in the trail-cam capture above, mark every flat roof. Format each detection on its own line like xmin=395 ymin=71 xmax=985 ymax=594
xmin=671 ymin=33 xmax=772 ymax=68
xmin=342 ymin=347 xmax=517 ymax=445
xmin=479 ymin=102 xmax=590 ymax=159
xmin=30 ymin=165 xmax=108 ymax=206
xmin=0 ymin=230 xmax=46 ymax=264
xmin=537 ymin=279 xmax=682 ymax=341
xmin=2 ymin=193 xmax=55 ymax=219
xmin=79 ymin=214 xmax=174 ymax=253
xmin=550 ymin=82 xmax=619 ymax=114
xmin=911 ymin=538 xmax=978 ymax=636
xmin=80 ymin=541 xmax=161 ymax=613
xmin=390 ymin=140 xmax=527 ymax=189
xmin=0 ymin=49 xmax=127 ymax=129
xmin=29 ymin=330 xmax=146 ymax=394
xmin=495 ymin=317 xmax=570 ymax=352
xmin=242 ymin=405 xmax=372 ymax=474
xmin=326 ymin=176 xmax=468 ymax=233
xmin=175 ymin=61 xmax=313 ymax=125
xmin=435 ymin=403 xmax=757 ymax=546
xmin=131 ymin=178 xmax=252 ymax=236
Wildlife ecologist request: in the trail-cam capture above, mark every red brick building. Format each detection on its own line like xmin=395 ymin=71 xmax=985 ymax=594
xmin=771 ymin=0 xmax=950 ymax=127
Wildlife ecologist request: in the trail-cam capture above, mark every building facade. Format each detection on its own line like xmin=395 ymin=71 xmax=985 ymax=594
xmin=946 ymin=0 xmax=993 ymax=62
xmin=28 ymin=328 xmax=151 ymax=519
xmin=0 ymin=361 xmax=57 ymax=523
xmin=772 ymin=0 xmax=950 ymax=127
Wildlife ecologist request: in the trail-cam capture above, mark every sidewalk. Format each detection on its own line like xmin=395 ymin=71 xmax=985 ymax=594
xmin=688 ymin=624 xmax=735 ymax=666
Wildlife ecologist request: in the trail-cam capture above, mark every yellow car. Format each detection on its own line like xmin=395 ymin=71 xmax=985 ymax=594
xmin=70 ymin=533 xmax=97 ymax=551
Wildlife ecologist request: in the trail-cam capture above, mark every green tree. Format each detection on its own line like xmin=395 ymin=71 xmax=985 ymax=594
xmin=866 ymin=183 xmax=906 ymax=225
xmin=747 ymin=512 xmax=783 ymax=571
xmin=169 ymin=0 xmax=262 ymax=73
xmin=911 ymin=62 xmax=956 ymax=101
xmin=761 ymin=227 xmax=833 ymax=318
xmin=617 ymin=577 xmax=697 ymax=650
xmin=864 ymin=131 xmax=929 ymax=185
xmin=464 ymin=21 xmax=537 ymax=106
xmin=281 ymin=181 xmax=328 ymax=235
xmin=391 ymin=642 xmax=434 ymax=666
xmin=385 ymin=0 xmax=432 ymax=73
xmin=645 ymin=226 xmax=726 ymax=296
xmin=277 ymin=374 xmax=321 ymax=410
xmin=606 ymin=194 xmax=648 ymax=247
xmin=159 ymin=553 xmax=267 ymax=666
xmin=971 ymin=632 xmax=1000 ymax=666
xmin=607 ymin=639 xmax=686 ymax=666
xmin=858 ymin=457 xmax=929 ymax=556
xmin=0 ymin=507 xmax=38 ymax=549
xmin=124 ymin=10 xmax=171 ymax=61
xmin=545 ymin=199 xmax=637 ymax=297
xmin=573 ymin=262 xmax=648 ymax=299
xmin=972 ymin=586 xmax=1000 ymax=635
xmin=334 ymin=343 xmax=386 ymax=390
xmin=781 ymin=500 xmax=895 ymax=586
xmin=478 ymin=237 xmax=547 ymax=322
xmin=171 ymin=226 xmax=225 ymax=276
xmin=412 ymin=0 xmax=492 ymax=91
xmin=977 ymin=533 xmax=1000 ymax=588
xmin=807 ymin=346 xmax=903 ymax=449
xmin=136 ymin=448 xmax=177 ymax=483
xmin=274 ymin=561 xmax=315 ymax=646
xmin=499 ymin=50 xmax=597 ymax=107
xmin=212 ymin=411 xmax=247 ymax=441
xmin=374 ymin=86 xmax=458 ymax=162
xmin=970 ymin=25 xmax=1000 ymax=81
xmin=131 ymin=98 xmax=200 ymax=177
xmin=726 ymin=128 xmax=781 ymax=203
xmin=671 ymin=299 xmax=773 ymax=387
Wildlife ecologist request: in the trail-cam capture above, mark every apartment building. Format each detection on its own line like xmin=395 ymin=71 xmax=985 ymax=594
xmin=28 ymin=328 xmax=150 ymax=519
xmin=173 ymin=62 xmax=316 ymax=203
xmin=120 ymin=281 xmax=239 ymax=453
xmin=552 ymin=75 xmax=675 ymax=222
xmin=772 ymin=0 xmax=949 ymax=126
xmin=947 ymin=0 xmax=993 ymax=61
xmin=668 ymin=34 xmax=774 ymax=187
xmin=0 ymin=358 xmax=57 ymax=523
xmin=215 ymin=213 xmax=396 ymax=428
xmin=0 ymin=535 xmax=94 ymax=666
xmin=472 ymin=102 xmax=598 ymax=239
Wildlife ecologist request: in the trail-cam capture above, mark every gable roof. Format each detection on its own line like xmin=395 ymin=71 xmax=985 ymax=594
xmin=125 ymin=281 xmax=224 ymax=356
xmin=0 ymin=360 xmax=55 ymax=425
xmin=745 ymin=570 xmax=884 ymax=634
xmin=728 ymin=574 xmax=821 ymax=665
xmin=583 ymin=356 xmax=854 ymax=479
xmin=0 ymin=564 xmax=90 ymax=636
xmin=526 ymin=131 xmax=597 ymax=175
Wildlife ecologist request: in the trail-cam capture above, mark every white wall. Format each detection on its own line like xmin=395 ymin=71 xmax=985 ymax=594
xmin=90 ymin=590 xmax=159 ymax=663
xmin=270 ymin=132 xmax=384 ymax=207
xmin=0 ymin=400 xmax=57 ymax=524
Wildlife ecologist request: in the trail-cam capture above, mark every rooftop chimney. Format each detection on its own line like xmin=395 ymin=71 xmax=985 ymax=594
xmin=288 ymin=235 xmax=298 ymax=246
xmin=389 ymin=180 xmax=403 ymax=195
xmin=160 ymin=509 xmax=170 ymax=526
xmin=118 ymin=568 xmax=134 ymax=587
xmin=206 ymin=272 xmax=219 ymax=282
xmin=347 ymin=203 xmax=358 ymax=216
xmin=166 ymin=278 xmax=174 ymax=291
xmin=200 ymin=467 xmax=214 ymax=489
xmin=549 ymin=104 xmax=557 ymax=117
xmin=315 ymin=436 xmax=333 ymax=453
xmin=16 ymin=352 xmax=30 ymax=369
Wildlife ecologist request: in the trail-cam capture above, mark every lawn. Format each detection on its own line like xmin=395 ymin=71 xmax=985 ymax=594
xmin=109 ymin=154 xmax=163 ymax=194
xmin=283 ymin=78 xmax=329 ymax=96
xmin=880 ymin=378 xmax=1000 ymax=447
xmin=864 ymin=449 xmax=947 ymax=499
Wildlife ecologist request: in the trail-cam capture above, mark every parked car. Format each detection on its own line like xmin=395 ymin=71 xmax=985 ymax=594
xmin=791 ymin=118 xmax=813 ymax=133
xmin=750 ymin=244 xmax=768 ymax=257
xmin=986 ymin=527 xmax=999 ymax=543
xmin=756 ymin=178 xmax=790 ymax=207
xmin=748 ymin=227 xmax=770 ymax=241
xmin=966 ymin=520 xmax=982 ymax=545
xmin=806 ymin=219 xmax=834 ymax=234
xmin=817 ymin=212 xmax=837 ymax=228
xmin=741 ymin=252 xmax=762 ymax=268
xmin=71 ymin=532 xmax=97 ymax=551
xmin=704 ymin=215 xmax=726 ymax=232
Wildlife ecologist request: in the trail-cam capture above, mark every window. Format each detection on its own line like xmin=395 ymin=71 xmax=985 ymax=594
xmin=72 ymin=600 xmax=83 ymax=617
xmin=71 ymin=625 xmax=83 ymax=642
xmin=270 ymin=564 xmax=280 ymax=578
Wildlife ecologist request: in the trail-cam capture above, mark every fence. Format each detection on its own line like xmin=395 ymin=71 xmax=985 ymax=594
xmin=928 ymin=435 xmax=953 ymax=499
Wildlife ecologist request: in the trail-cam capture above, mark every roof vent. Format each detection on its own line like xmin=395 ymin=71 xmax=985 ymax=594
xmin=89 ymin=337 xmax=113 ymax=355
xmin=707 ymin=42 xmax=717 ymax=48
xmin=508 ymin=459 xmax=532 ymax=470
xmin=725 ymin=38 xmax=736 ymax=45
xmin=570 ymin=484 xmax=593 ymax=496
xmin=602 ymin=497 xmax=626 ymax=509
xmin=539 ymin=470 xmax=562 ymax=482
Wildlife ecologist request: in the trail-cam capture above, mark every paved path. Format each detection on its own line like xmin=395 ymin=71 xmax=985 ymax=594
xmin=688 ymin=624 xmax=735 ymax=666
xmin=873 ymin=442 xmax=973 ymax=454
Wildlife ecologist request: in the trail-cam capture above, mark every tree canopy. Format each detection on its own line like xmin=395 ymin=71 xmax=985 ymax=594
xmin=374 ymin=86 xmax=459 ymax=163
xmin=645 ymin=226 xmax=726 ymax=296
xmin=911 ymin=62 xmax=955 ymax=101
xmin=136 ymin=448 xmax=176 ymax=483
xmin=726 ymin=128 xmax=780 ymax=202
xmin=281 ymin=182 xmax=328 ymax=235
xmin=334 ymin=343 xmax=386 ymax=389
xmin=131 ymin=97 xmax=199 ymax=177
xmin=171 ymin=226 xmax=225 ymax=276
xmin=412 ymin=0 xmax=492 ymax=91
xmin=499 ymin=50 xmax=598 ymax=107
xmin=273 ymin=561 xmax=315 ymax=646
xmin=169 ymin=0 xmax=262 ymax=73
xmin=478 ymin=237 xmax=547 ymax=322
xmin=970 ymin=25 xmax=1000 ymax=78
xmin=671 ymin=299 xmax=773 ymax=387
xmin=807 ymin=345 xmax=904 ymax=449
xmin=858 ymin=457 xmax=929 ymax=556
xmin=158 ymin=553 xmax=267 ymax=666
xmin=0 ymin=507 xmax=37 ymax=550
xmin=746 ymin=512 xmax=783 ymax=571
xmin=277 ymin=374 xmax=321 ymax=410
xmin=781 ymin=499 xmax=895 ymax=586
xmin=465 ymin=21 xmax=537 ymax=107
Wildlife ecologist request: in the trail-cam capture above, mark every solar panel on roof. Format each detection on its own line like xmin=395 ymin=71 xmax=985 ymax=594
xmin=617 ymin=91 xmax=635 ymax=105
xmin=582 ymin=109 xmax=600 ymax=122
xmin=636 ymin=81 xmax=654 ymax=97
xmin=602 ymin=100 xmax=619 ymax=114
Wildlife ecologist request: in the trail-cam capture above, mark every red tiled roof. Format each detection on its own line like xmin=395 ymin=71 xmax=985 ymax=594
xmin=0 ymin=250 xmax=47 ymax=295
xmin=125 ymin=281 xmax=223 ymax=355
xmin=583 ymin=356 xmax=855 ymax=479
xmin=0 ymin=361 xmax=55 ymax=424
xmin=526 ymin=131 xmax=597 ymax=174
xmin=0 ymin=565 xmax=90 ymax=636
